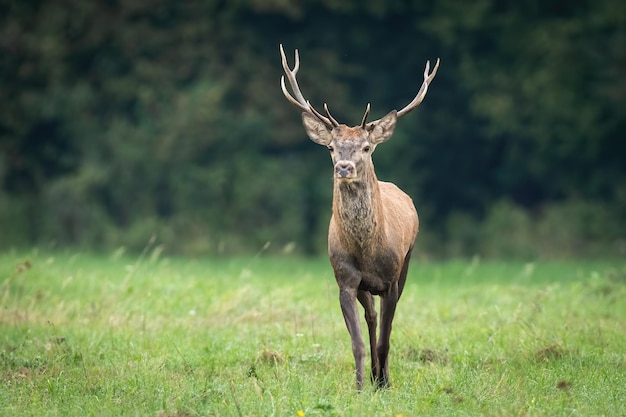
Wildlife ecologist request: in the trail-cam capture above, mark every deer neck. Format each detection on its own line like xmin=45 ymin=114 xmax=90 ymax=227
xmin=332 ymin=167 xmax=384 ymax=251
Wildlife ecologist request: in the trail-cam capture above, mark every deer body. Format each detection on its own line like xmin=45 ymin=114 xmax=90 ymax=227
xmin=330 ymin=179 xmax=418 ymax=296
xmin=331 ymin=179 xmax=418 ymax=389
xmin=280 ymin=45 xmax=438 ymax=390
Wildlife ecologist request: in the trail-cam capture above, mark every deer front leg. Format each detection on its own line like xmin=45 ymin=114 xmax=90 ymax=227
xmin=339 ymin=287 xmax=366 ymax=390
xmin=376 ymin=281 xmax=400 ymax=388
xmin=357 ymin=290 xmax=378 ymax=384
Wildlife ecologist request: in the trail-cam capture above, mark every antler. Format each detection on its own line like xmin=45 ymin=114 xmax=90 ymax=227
xmin=365 ymin=58 xmax=440 ymax=129
xmin=360 ymin=103 xmax=371 ymax=128
xmin=280 ymin=44 xmax=339 ymax=128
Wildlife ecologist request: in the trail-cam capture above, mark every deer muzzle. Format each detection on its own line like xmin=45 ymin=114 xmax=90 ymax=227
xmin=334 ymin=161 xmax=356 ymax=179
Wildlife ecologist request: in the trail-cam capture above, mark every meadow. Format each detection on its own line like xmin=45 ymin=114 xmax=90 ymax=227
xmin=1 ymin=248 xmax=624 ymax=416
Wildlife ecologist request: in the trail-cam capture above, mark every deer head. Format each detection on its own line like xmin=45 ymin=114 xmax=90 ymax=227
xmin=280 ymin=44 xmax=439 ymax=181
xmin=301 ymin=110 xmax=398 ymax=181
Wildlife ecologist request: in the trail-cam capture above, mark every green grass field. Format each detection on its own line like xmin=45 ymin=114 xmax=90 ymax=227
xmin=1 ymin=249 xmax=624 ymax=416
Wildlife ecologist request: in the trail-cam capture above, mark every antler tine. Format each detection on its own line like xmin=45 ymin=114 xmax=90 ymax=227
xmin=396 ymin=58 xmax=440 ymax=118
xmin=324 ymin=103 xmax=340 ymax=127
xmin=360 ymin=103 xmax=371 ymax=128
xmin=307 ymin=100 xmax=327 ymax=121
xmin=279 ymin=44 xmax=306 ymax=108
xmin=279 ymin=44 xmax=333 ymax=127
xmin=305 ymin=101 xmax=339 ymax=127
xmin=280 ymin=76 xmax=308 ymax=113
xmin=366 ymin=58 xmax=440 ymax=129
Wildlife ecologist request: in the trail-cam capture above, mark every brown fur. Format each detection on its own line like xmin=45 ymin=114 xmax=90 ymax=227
xmin=303 ymin=111 xmax=419 ymax=389
xmin=280 ymin=44 xmax=438 ymax=390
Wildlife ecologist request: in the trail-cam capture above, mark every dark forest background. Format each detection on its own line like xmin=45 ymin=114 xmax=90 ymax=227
xmin=1 ymin=0 xmax=625 ymax=258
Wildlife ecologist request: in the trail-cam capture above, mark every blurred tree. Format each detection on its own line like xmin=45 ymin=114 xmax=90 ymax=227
xmin=0 ymin=0 xmax=623 ymax=257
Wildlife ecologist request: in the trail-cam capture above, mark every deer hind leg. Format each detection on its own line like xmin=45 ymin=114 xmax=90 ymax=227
xmin=376 ymin=281 xmax=400 ymax=388
xmin=398 ymin=246 xmax=413 ymax=298
xmin=339 ymin=287 xmax=366 ymax=390
xmin=357 ymin=290 xmax=378 ymax=384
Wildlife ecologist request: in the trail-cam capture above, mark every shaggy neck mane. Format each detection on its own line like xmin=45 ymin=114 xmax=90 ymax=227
xmin=332 ymin=168 xmax=384 ymax=251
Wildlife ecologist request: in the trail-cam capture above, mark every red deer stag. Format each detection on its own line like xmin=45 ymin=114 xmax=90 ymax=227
xmin=279 ymin=44 xmax=439 ymax=390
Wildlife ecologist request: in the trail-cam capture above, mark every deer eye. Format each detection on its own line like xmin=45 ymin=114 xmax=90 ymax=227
xmin=363 ymin=145 xmax=371 ymax=153
xmin=327 ymin=145 xmax=334 ymax=152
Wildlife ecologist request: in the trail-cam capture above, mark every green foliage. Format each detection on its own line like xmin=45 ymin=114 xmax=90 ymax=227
xmin=439 ymin=199 xmax=626 ymax=259
xmin=0 ymin=0 xmax=624 ymax=257
xmin=0 ymin=252 xmax=624 ymax=415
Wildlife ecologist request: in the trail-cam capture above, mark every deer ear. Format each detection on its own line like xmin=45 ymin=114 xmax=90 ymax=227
xmin=369 ymin=110 xmax=397 ymax=144
xmin=302 ymin=113 xmax=332 ymax=145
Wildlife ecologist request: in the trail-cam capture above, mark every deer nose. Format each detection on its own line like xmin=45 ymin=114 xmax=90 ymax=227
xmin=334 ymin=161 xmax=355 ymax=178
